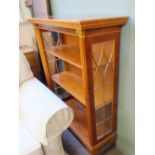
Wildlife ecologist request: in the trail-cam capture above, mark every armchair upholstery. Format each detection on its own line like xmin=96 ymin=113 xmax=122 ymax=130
xmin=19 ymin=51 xmax=74 ymax=155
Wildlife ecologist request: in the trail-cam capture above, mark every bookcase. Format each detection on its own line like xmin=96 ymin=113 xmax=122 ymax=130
xmin=30 ymin=16 xmax=128 ymax=155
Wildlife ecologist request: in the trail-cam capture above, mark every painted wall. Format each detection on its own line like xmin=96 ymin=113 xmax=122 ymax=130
xmin=19 ymin=0 xmax=32 ymax=21
xmin=50 ymin=0 xmax=135 ymax=155
xmin=19 ymin=22 xmax=36 ymax=52
xmin=19 ymin=1 xmax=36 ymax=53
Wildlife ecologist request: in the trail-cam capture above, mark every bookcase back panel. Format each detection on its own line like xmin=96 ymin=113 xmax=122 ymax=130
xmin=61 ymin=34 xmax=79 ymax=47
xmin=64 ymin=62 xmax=82 ymax=79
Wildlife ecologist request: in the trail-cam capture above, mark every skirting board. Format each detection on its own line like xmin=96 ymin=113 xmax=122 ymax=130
xmin=116 ymin=140 xmax=134 ymax=155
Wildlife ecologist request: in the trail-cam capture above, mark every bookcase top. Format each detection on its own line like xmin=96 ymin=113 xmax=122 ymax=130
xmin=29 ymin=16 xmax=128 ymax=30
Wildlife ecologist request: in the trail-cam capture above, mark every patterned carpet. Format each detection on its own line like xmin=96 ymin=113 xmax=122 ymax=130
xmin=62 ymin=130 xmax=124 ymax=155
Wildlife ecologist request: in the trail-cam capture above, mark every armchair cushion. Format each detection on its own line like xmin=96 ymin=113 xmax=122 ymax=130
xmin=20 ymin=120 xmax=44 ymax=155
xmin=19 ymin=50 xmax=33 ymax=86
xmin=20 ymin=78 xmax=74 ymax=146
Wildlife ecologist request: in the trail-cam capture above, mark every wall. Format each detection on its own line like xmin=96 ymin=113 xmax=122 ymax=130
xmin=19 ymin=1 xmax=36 ymax=53
xmin=19 ymin=0 xmax=32 ymax=21
xmin=50 ymin=0 xmax=135 ymax=155
xmin=19 ymin=22 xmax=36 ymax=52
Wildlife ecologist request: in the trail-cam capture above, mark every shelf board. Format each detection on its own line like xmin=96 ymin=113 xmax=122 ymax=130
xmin=52 ymin=71 xmax=112 ymax=109
xmin=52 ymin=71 xmax=84 ymax=104
xmin=45 ymin=45 xmax=82 ymax=69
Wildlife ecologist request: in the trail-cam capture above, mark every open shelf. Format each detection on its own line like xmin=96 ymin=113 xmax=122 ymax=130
xmin=45 ymin=45 xmax=82 ymax=69
xmin=52 ymin=71 xmax=112 ymax=109
xmin=65 ymin=98 xmax=90 ymax=148
xmin=52 ymin=71 xmax=84 ymax=104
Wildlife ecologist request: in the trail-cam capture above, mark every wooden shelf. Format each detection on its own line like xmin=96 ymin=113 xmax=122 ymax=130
xmin=52 ymin=71 xmax=112 ymax=109
xmin=52 ymin=71 xmax=84 ymax=104
xmin=65 ymin=98 xmax=91 ymax=149
xmin=45 ymin=45 xmax=82 ymax=69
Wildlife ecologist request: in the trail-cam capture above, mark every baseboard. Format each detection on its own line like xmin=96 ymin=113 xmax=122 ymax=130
xmin=116 ymin=140 xmax=134 ymax=155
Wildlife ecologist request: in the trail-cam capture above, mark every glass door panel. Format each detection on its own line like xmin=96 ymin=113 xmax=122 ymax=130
xmin=91 ymin=40 xmax=115 ymax=140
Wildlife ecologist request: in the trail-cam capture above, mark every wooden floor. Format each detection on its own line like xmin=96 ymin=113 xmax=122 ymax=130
xmin=62 ymin=130 xmax=124 ymax=155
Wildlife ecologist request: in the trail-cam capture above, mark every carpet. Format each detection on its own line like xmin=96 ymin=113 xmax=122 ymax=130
xmin=62 ymin=130 xmax=124 ymax=155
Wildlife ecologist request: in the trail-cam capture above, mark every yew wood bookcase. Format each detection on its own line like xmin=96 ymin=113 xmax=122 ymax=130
xmin=29 ymin=16 xmax=128 ymax=155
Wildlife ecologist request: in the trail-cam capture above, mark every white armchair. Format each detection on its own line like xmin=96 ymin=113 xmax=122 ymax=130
xmin=19 ymin=51 xmax=74 ymax=155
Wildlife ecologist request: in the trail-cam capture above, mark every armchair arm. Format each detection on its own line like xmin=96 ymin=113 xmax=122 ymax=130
xmin=19 ymin=78 xmax=74 ymax=146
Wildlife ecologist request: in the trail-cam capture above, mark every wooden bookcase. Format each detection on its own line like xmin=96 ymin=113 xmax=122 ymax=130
xmin=29 ymin=16 xmax=128 ymax=155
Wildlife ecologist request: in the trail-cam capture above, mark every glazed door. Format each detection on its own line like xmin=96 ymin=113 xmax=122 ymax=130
xmin=86 ymin=31 xmax=120 ymax=142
